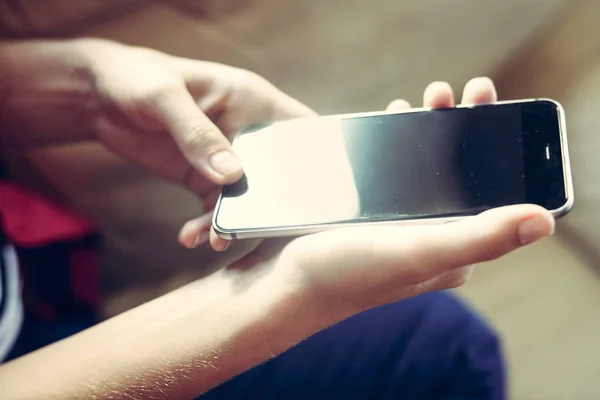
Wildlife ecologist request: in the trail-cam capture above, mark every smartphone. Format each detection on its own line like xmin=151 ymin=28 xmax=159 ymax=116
xmin=212 ymin=99 xmax=574 ymax=239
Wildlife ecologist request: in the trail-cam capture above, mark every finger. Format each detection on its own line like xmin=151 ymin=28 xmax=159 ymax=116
xmin=423 ymin=81 xmax=454 ymax=109
xmin=267 ymin=86 xmax=318 ymax=121
xmin=96 ymin=114 xmax=217 ymax=196
xmin=176 ymin=60 xmax=316 ymax=131
xmin=95 ymin=114 xmax=211 ymax=193
xmin=460 ymin=77 xmax=498 ymax=105
xmin=394 ymin=204 xmax=554 ymax=283
xmin=149 ymin=85 xmax=243 ymax=185
xmin=210 ymin=227 xmax=231 ymax=252
xmin=178 ymin=212 xmax=213 ymax=248
xmin=177 ymin=188 xmax=221 ymax=249
xmin=381 ymin=265 xmax=475 ymax=305
xmin=386 ymin=99 xmax=411 ymax=112
xmin=390 ymin=205 xmax=554 ymax=282
xmin=420 ymin=265 xmax=475 ymax=291
xmin=220 ymin=76 xmax=317 ymax=135
xmin=293 ymin=204 xmax=554 ymax=287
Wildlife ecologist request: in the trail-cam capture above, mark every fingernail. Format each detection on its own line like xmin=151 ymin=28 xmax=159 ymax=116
xmin=213 ymin=237 xmax=232 ymax=252
xmin=210 ymin=151 xmax=242 ymax=178
xmin=518 ymin=214 xmax=555 ymax=245
xmin=216 ymin=239 xmax=231 ymax=252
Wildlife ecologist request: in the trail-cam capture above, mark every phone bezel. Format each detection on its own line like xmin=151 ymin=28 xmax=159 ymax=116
xmin=212 ymin=98 xmax=574 ymax=240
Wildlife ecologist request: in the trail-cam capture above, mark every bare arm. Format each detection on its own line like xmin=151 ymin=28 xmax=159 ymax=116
xmin=0 ymin=39 xmax=99 ymax=147
xmin=0 ymin=263 xmax=328 ymax=400
xmin=0 ymin=39 xmax=328 ymax=398
xmin=0 ymin=199 xmax=555 ymax=399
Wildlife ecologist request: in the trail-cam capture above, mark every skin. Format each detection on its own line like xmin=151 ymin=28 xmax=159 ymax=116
xmin=0 ymin=38 xmax=555 ymax=399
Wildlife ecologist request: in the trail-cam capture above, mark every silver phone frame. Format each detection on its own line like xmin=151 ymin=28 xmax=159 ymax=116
xmin=212 ymin=98 xmax=574 ymax=240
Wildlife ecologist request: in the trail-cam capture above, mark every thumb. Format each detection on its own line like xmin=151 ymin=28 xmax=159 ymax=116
xmin=150 ymin=85 xmax=243 ymax=185
xmin=287 ymin=204 xmax=555 ymax=295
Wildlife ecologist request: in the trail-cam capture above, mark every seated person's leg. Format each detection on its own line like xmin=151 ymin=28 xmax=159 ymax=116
xmin=201 ymin=291 xmax=505 ymax=400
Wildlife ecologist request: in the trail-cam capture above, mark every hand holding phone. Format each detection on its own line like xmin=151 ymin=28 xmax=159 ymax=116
xmin=179 ymin=78 xmax=556 ymax=322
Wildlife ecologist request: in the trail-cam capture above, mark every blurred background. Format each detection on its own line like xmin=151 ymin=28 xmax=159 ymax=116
xmin=2 ymin=1 xmax=600 ymax=398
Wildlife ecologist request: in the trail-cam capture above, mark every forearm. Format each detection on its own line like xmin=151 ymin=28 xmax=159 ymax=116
xmin=0 ymin=266 xmax=329 ymax=400
xmin=0 ymin=38 xmax=99 ymax=147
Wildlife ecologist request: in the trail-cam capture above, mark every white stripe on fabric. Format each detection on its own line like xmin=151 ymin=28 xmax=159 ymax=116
xmin=0 ymin=244 xmax=23 ymax=362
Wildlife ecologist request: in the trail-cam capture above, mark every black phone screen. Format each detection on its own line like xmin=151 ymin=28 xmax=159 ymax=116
xmin=216 ymin=100 xmax=567 ymax=231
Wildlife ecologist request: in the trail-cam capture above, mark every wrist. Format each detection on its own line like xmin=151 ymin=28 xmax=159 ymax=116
xmin=167 ymin=265 xmax=338 ymax=395
xmin=199 ymin=264 xmax=335 ymax=354
xmin=0 ymin=255 xmax=343 ymax=399
xmin=0 ymin=38 xmax=100 ymax=147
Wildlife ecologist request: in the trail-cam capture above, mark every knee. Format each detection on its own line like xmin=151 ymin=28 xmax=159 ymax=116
xmin=414 ymin=291 xmax=506 ymax=399
xmin=375 ymin=291 xmax=506 ymax=399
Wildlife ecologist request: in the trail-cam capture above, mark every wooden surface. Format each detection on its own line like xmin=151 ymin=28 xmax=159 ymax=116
xmin=462 ymin=4 xmax=600 ymax=397
xmin=494 ymin=0 xmax=600 ymax=269
xmin=456 ymin=235 xmax=600 ymax=400
xmin=0 ymin=0 xmax=147 ymax=37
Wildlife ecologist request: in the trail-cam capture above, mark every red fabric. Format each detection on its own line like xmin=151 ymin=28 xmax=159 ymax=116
xmin=0 ymin=179 xmax=100 ymax=316
xmin=0 ymin=180 xmax=94 ymax=248
xmin=69 ymin=247 xmax=100 ymax=308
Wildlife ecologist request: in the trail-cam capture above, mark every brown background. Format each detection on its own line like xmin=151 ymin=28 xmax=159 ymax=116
xmin=3 ymin=1 xmax=600 ymax=398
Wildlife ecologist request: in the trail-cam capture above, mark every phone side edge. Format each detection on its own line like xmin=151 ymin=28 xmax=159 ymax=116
xmin=211 ymin=193 xmax=236 ymax=240
xmin=216 ymin=216 xmax=473 ymax=240
xmin=545 ymin=98 xmax=575 ymax=219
